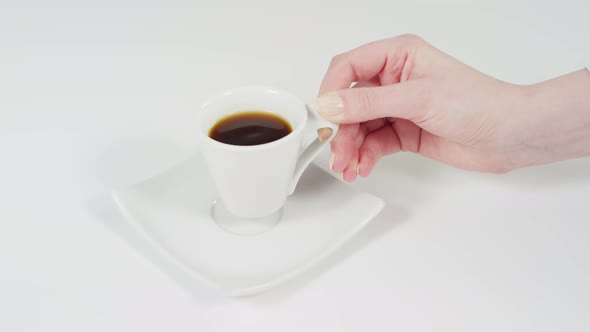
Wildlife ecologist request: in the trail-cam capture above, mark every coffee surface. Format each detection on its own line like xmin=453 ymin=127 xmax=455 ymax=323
xmin=209 ymin=111 xmax=292 ymax=146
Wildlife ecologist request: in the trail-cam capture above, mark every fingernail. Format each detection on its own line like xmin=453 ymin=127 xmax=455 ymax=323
xmin=329 ymin=153 xmax=335 ymax=170
xmin=313 ymin=93 xmax=343 ymax=119
xmin=317 ymin=128 xmax=333 ymax=142
xmin=356 ymin=163 xmax=360 ymax=176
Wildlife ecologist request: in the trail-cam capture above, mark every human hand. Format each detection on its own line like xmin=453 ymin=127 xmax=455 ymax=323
xmin=314 ymin=34 xmax=590 ymax=181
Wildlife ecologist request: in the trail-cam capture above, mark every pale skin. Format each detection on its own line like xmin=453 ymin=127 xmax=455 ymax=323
xmin=313 ymin=34 xmax=590 ymax=182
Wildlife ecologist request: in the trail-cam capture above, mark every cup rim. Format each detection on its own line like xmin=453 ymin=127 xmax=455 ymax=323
xmin=198 ymin=86 xmax=308 ymax=151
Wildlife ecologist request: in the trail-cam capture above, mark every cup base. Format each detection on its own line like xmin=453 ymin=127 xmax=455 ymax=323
xmin=210 ymin=200 xmax=282 ymax=236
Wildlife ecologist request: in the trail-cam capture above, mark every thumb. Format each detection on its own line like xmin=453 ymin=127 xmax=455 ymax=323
xmin=312 ymin=80 xmax=430 ymax=124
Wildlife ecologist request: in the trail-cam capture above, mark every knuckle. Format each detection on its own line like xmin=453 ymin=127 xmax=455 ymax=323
xmin=329 ymin=53 xmax=347 ymax=68
xmin=353 ymin=88 xmax=376 ymax=113
xmin=397 ymin=33 xmax=424 ymax=45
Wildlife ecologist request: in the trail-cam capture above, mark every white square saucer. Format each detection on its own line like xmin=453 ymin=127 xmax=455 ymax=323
xmin=112 ymin=154 xmax=384 ymax=296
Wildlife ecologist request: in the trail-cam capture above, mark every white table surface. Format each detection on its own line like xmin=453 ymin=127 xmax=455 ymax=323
xmin=1 ymin=0 xmax=589 ymax=331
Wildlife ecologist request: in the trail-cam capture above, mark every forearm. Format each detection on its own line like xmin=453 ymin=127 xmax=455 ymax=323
xmin=515 ymin=68 xmax=590 ymax=167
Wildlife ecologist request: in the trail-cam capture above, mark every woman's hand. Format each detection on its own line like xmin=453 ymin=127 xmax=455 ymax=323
xmin=314 ymin=34 xmax=590 ymax=181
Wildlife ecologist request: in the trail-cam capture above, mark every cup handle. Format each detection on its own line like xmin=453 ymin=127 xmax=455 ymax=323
xmin=287 ymin=104 xmax=339 ymax=195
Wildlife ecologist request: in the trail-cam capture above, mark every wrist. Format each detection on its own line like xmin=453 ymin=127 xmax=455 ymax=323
xmin=515 ymin=69 xmax=590 ymax=168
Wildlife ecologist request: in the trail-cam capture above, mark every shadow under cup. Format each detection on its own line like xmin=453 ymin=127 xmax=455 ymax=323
xmin=198 ymin=86 xmax=321 ymax=236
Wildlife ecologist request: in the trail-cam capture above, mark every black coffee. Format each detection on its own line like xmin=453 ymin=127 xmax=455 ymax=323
xmin=209 ymin=111 xmax=292 ymax=146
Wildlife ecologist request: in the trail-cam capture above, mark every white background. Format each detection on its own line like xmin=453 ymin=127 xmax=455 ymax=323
xmin=1 ymin=0 xmax=590 ymax=331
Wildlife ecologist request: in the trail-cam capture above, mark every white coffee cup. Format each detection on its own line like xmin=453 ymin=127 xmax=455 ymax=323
xmin=198 ymin=86 xmax=339 ymax=219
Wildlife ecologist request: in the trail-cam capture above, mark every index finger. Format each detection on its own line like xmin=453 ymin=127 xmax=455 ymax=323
xmin=318 ymin=35 xmax=418 ymax=96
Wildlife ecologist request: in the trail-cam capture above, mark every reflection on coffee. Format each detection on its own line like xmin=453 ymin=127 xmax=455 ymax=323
xmin=209 ymin=111 xmax=292 ymax=146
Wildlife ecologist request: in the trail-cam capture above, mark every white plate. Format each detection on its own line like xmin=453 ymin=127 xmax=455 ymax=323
xmin=112 ymin=154 xmax=384 ymax=296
